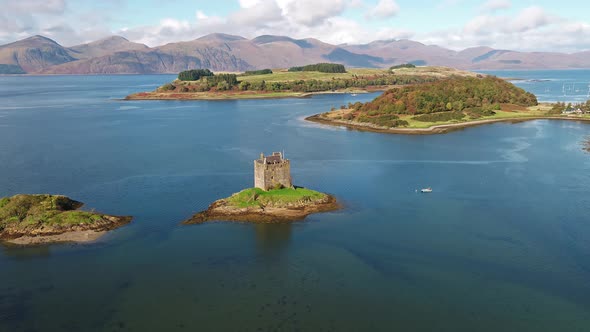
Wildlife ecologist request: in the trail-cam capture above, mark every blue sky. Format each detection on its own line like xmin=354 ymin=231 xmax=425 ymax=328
xmin=1 ymin=0 xmax=589 ymax=52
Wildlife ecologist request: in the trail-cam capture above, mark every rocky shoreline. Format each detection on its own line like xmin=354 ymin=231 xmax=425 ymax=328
xmin=0 ymin=194 xmax=132 ymax=245
xmin=183 ymin=193 xmax=340 ymax=224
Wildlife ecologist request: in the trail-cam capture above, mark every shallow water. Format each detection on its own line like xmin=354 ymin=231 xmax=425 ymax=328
xmin=0 ymin=73 xmax=590 ymax=331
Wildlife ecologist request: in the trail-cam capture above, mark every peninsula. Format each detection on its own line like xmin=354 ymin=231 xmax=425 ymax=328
xmin=0 ymin=194 xmax=132 ymax=245
xmin=306 ymin=75 xmax=590 ymax=134
xmin=125 ymin=65 xmax=477 ymax=101
xmin=184 ymin=152 xmax=339 ymax=224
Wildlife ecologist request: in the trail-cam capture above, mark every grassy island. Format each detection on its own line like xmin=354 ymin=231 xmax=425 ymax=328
xmin=184 ymin=187 xmax=339 ymax=224
xmin=307 ymin=75 xmax=590 ymax=134
xmin=0 ymin=194 xmax=132 ymax=245
xmin=125 ymin=66 xmax=477 ymax=101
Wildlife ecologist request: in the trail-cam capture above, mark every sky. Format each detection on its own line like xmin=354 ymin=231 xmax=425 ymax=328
xmin=1 ymin=0 xmax=589 ymax=52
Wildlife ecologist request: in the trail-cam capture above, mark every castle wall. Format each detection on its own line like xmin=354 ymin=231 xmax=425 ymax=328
xmin=254 ymin=160 xmax=292 ymax=190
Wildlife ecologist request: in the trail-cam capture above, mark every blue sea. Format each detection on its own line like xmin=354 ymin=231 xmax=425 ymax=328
xmin=0 ymin=70 xmax=589 ymax=331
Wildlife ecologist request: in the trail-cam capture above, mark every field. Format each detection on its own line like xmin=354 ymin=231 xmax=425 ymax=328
xmin=237 ymin=68 xmax=389 ymax=83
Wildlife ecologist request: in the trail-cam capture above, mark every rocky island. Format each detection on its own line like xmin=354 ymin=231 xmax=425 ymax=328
xmin=184 ymin=152 xmax=339 ymax=224
xmin=0 ymin=194 xmax=132 ymax=245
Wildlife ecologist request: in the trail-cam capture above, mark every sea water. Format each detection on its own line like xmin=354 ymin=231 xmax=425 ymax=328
xmin=0 ymin=72 xmax=589 ymax=331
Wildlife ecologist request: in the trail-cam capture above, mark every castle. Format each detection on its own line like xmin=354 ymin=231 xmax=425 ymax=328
xmin=254 ymin=152 xmax=292 ymax=191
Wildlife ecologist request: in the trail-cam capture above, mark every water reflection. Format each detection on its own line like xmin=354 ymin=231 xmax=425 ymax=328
xmin=1 ymin=244 xmax=52 ymax=260
xmin=254 ymin=223 xmax=292 ymax=258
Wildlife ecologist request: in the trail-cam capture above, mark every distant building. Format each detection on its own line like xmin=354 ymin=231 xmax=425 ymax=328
xmin=562 ymin=107 xmax=585 ymax=115
xmin=254 ymin=152 xmax=292 ymax=191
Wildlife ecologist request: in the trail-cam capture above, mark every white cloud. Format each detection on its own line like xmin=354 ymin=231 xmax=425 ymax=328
xmin=196 ymin=11 xmax=208 ymax=20
xmin=0 ymin=0 xmax=589 ymax=53
xmin=508 ymin=6 xmax=556 ymax=32
xmin=420 ymin=5 xmax=588 ymax=52
xmin=366 ymin=0 xmax=400 ymax=19
xmin=479 ymin=0 xmax=511 ymax=13
xmin=230 ymin=1 xmax=283 ymax=27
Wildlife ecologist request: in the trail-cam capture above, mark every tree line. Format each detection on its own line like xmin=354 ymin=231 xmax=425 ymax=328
xmin=390 ymin=64 xmax=416 ymax=70
xmin=288 ymin=63 xmax=346 ymax=73
xmin=243 ymin=69 xmax=273 ymax=76
xmin=178 ymin=69 xmax=214 ymax=81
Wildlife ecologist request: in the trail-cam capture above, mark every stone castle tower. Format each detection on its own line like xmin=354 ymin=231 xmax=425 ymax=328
xmin=254 ymin=152 xmax=293 ymax=191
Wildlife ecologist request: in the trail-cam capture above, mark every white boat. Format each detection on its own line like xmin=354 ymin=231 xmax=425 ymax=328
xmin=420 ymin=188 xmax=433 ymax=193
xmin=350 ymin=93 xmax=358 ymax=96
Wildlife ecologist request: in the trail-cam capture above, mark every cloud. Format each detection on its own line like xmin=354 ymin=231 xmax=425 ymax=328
xmin=282 ymin=0 xmax=347 ymax=27
xmin=479 ymin=0 xmax=510 ymax=13
xmin=366 ymin=0 xmax=400 ymax=19
xmin=0 ymin=0 xmax=589 ymax=53
xmin=421 ymin=6 xmax=588 ymax=52
xmin=230 ymin=1 xmax=283 ymax=27
xmin=509 ymin=6 xmax=556 ymax=32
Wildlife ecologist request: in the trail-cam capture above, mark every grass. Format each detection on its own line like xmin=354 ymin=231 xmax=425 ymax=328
xmin=0 ymin=194 xmax=105 ymax=228
xmin=226 ymin=187 xmax=327 ymax=208
xmin=237 ymin=68 xmax=389 ymax=83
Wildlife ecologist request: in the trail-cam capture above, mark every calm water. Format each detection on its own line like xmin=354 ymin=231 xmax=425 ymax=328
xmin=1 ymin=73 xmax=590 ymax=331
xmin=482 ymin=69 xmax=590 ymax=103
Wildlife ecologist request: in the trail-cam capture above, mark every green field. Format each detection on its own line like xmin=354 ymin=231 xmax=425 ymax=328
xmin=1 ymin=194 xmax=105 ymax=227
xmin=226 ymin=187 xmax=327 ymax=208
xmin=237 ymin=68 xmax=389 ymax=83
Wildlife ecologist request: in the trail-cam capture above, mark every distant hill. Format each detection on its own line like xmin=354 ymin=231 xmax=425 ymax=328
xmin=0 ymin=35 xmax=75 ymax=73
xmin=68 ymin=36 xmax=149 ymax=59
xmin=1 ymin=33 xmax=589 ymax=74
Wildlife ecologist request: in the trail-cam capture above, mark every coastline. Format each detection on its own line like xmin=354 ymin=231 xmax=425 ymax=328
xmin=305 ymin=114 xmax=590 ymax=135
xmin=124 ymin=88 xmax=384 ymax=101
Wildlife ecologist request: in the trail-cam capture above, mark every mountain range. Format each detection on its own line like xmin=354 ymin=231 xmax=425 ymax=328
xmin=1 ymin=33 xmax=589 ymax=75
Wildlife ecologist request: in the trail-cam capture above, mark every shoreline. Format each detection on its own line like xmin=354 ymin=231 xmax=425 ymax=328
xmin=124 ymin=88 xmax=385 ymax=101
xmin=305 ymin=114 xmax=590 ymax=135
xmin=3 ymin=230 xmax=108 ymax=246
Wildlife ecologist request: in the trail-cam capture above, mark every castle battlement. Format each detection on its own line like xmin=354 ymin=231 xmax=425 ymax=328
xmin=254 ymin=152 xmax=292 ymax=190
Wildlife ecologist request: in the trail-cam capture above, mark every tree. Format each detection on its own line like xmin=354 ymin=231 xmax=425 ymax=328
xmin=178 ymin=69 xmax=214 ymax=81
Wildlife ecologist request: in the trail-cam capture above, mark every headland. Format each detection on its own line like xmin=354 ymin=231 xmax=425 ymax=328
xmin=306 ymin=75 xmax=590 ymax=135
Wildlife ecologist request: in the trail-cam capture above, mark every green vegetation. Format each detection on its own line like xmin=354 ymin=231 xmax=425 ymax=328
xmin=160 ymin=68 xmax=438 ymax=94
xmin=178 ymin=69 xmax=214 ymax=81
xmin=412 ymin=111 xmax=465 ymax=122
xmin=244 ymin=69 xmax=273 ymax=75
xmin=288 ymin=63 xmax=347 ymax=73
xmin=226 ymin=187 xmax=327 ymax=208
xmin=323 ymin=76 xmax=540 ymax=128
xmin=358 ymin=76 xmax=537 ymax=116
xmin=129 ymin=67 xmax=480 ymax=100
xmin=0 ymin=194 xmax=113 ymax=231
xmin=390 ymin=63 xmax=416 ymax=70
xmin=549 ymin=100 xmax=590 ymax=114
